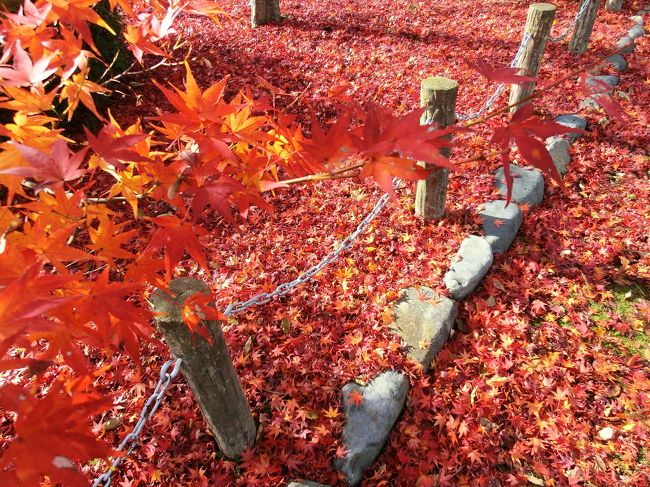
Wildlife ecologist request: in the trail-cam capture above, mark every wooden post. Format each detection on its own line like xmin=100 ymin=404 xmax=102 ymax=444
xmin=150 ymin=277 xmax=256 ymax=458
xmin=605 ymin=0 xmax=622 ymax=12
xmin=569 ymin=0 xmax=601 ymax=54
xmin=508 ymin=3 xmax=556 ymax=113
xmin=251 ymin=0 xmax=281 ymax=28
xmin=414 ymin=77 xmax=458 ymax=220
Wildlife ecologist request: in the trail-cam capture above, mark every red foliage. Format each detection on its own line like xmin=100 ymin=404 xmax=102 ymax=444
xmin=0 ymin=0 xmax=648 ymax=486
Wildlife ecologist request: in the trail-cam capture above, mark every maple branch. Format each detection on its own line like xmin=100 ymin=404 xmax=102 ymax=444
xmin=274 ymin=149 xmax=510 ymax=186
xmin=462 ymin=44 xmax=631 ymax=128
xmin=275 ymin=162 xmax=366 ymax=185
xmin=285 ymin=83 xmax=312 ymax=109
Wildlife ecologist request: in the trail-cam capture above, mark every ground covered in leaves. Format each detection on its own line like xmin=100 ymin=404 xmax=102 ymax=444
xmin=63 ymin=0 xmax=650 ymax=485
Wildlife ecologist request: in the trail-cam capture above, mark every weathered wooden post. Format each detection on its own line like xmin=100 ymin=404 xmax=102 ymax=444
xmin=569 ymin=0 xmax=601 ymax=54
xmin=251 ymin=0 xmax=281 ymax=27
xmin=508 ymin=3 xmax=557 ymax=113
xmin=414 ymin=77 xmax=458 ymax=220
xmin=605 ymin=0 xmax=622 ymax=11
xmin=150 ymin=277 xmax=256 ymax=458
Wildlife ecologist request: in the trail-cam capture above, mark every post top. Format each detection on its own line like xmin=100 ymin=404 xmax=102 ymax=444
xmin=421 ymin=77 xmax=459 ymax=91
xmin=530 ymin=3 xmax=557 ymax=12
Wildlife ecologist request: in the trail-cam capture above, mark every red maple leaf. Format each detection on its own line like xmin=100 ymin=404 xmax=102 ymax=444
xmin=466 ymin=58 xmax=537 ymax=85
xmin=0 ymin=382 xmax=115 ymax=487
xmin=491 ymin=104 xmax=576 ymax=202
xmin=181 ymin=290 xmax=227 ymax=344
xmin=347 ymin=390 xmax=364 ymax=408
xmin=84 ymin=124 xmax=150 ymax=171
xmin=143 ymin=214 xmax=209 ymax=277
xmin=2 ymin=140 xmax=87 ymax=191
xmin=0 ymin=42 xmax=57 ymax=87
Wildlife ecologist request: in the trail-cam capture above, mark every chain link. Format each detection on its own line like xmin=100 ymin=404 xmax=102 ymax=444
xmin=548 ymin=0 xmax=591 ymax=42
xmin=92 ymin=359 xmax=183 ymax=487
xmin=454 ymin=31 xmax=532 ymax=121
xmin=223 ymin=178 xmax=402 ymax=317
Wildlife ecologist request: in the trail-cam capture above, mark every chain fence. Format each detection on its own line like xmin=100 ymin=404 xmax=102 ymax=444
xmin=92 ymin=178 xmax=402 ymax=485
xmin=92 ymin=359 xmax=183 ymax=487
xmin=548 ymin=0 xmax=590 ymax=42
xmin=91 ymin=3 xmax=598 ymax=485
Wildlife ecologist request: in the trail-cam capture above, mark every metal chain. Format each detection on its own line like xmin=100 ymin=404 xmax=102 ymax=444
xmin=92 ymin=359 xmax=183 ymax=487
xmin=454 ymin=31 xmax=533 ymax=121
xmin=223 ymin=178 xmax=402 ymax=317
xmin=548 ymin=0 xmax=590 ymax=42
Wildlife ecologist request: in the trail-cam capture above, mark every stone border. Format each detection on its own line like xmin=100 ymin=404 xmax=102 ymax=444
xmin=293 ymin=10 xmax=647 ymax=487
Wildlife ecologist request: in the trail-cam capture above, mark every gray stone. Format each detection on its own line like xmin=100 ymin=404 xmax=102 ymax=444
xmin=579 ymin=96 xmax=603 ymax=110
xmin=545 ymin=136 xmax=571 ymax=175
xmin=391 ymin=287 xmax=458 ymax=372
xmin=494 ymin=164 xmax=545 ymax=206
xmin=288 ymin=481 xmax=331 ymax=487
xmin=479 ymin=200 xmax=524 ymax=255
xmin=628 ymin=24 xmax=645 ymax=39
xmin=605 ymin=54 xmax=628 ymax=71
xmin=336 ymin=371 xmax=409 ymax=487
xmin=630 ymin=15 xmax=645 ymax=23
xmin=443 ymin=235 xmax=493 ymax=299
xmin=586 ymin=75 xmax=619 ymax=90
xmin=616 ymin=36 xmax=635 ymax=53
xmin=554 ymin=114 xmax=587 ymax=142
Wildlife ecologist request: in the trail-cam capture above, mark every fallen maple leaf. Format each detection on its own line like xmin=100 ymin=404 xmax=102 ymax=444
xmin=181 ymin=290 xmax=227 ymax=344
xmin=347 ymin=389 xmax=364 ymax=408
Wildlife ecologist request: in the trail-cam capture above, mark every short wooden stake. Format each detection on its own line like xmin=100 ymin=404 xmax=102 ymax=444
xmin=605 ymin=0 xmax=622 ymax=11
xmin=150 ymin=277 xmax=256 ymax=458
xmin=414 ymin=77 xmax=458 ymax=220
xmin=251 ymin=0 xmax=281 ymax=28
xmin=508 ymin=3 xmax=557 ymax=113
xmin=569 ymin=0 xmax=601 ymax=54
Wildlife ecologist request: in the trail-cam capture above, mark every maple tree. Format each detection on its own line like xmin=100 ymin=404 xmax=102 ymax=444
xmin=0 ymin=0 xmax=648 ymax=486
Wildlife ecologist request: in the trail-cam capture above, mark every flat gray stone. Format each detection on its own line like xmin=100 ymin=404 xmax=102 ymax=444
xmin=605 ymin=54 xmax=628 ymax=72
xmin=630 ymin=15 xmax=645 ymax=23
xmin=616 ymin=36 xmax=635 ymax=53
xmin=391 ymin=286 xmax=458 ymax=372
xmin=288 ymin=481 xmax=331 ymax=487
xmin=628 ymin=24 xmax=645 ymax=39
xmin=336 ymin=371 xmax=409 ymax=487
xmin=494 ymin=164 xmax=545 ymax=206
xmin=479 ymin=200 xmax=523 ymax=255
xmin=545 ymin=136 xmax=571 ymax=175
xmin=586 ymin=75 xmax=619 ymax=90
xmin=443 ymin=235 xmax=493 ymax=299
xmin=554 ymin=114 xmax=587 ymax=142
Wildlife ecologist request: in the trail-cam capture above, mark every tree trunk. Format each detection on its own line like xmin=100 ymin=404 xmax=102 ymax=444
xmin=251 ymin=0 xmax=281 ymax=28
xmin=414 ymin=77 xmax=458 ymax=220
xmin=150 ymin=278 xmax=256 ymax=458
xmin=605 ymin=0 xmax=623 ymax=11
xmin=508 ymin=3 xmax=556 ymax=112
xmin=569 ymin=0 xmax=601 ymax=54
